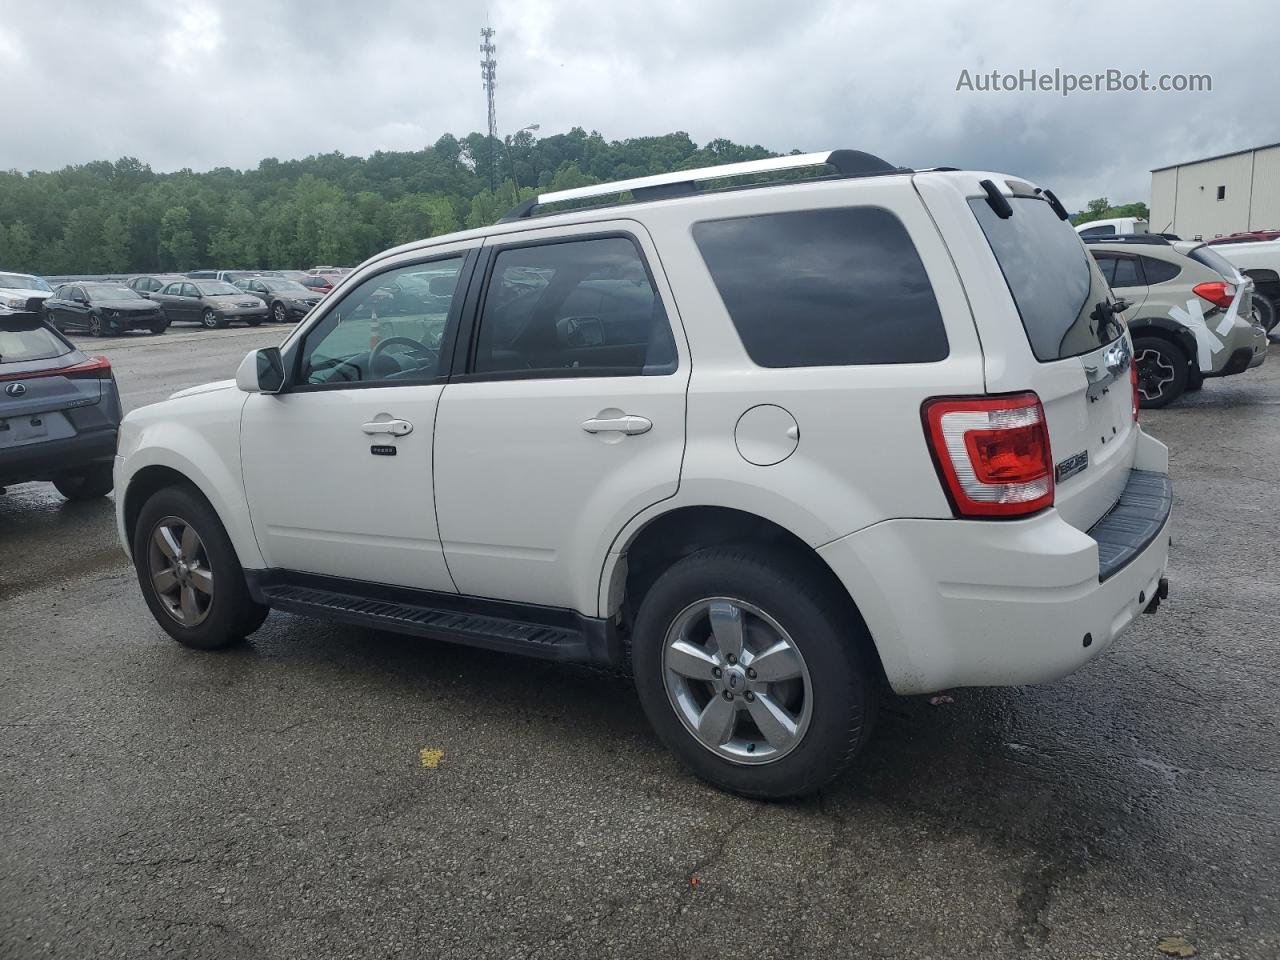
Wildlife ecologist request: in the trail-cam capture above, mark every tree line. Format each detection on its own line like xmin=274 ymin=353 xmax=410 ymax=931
xmin=0 ymin=129 xmax=775 ymax=276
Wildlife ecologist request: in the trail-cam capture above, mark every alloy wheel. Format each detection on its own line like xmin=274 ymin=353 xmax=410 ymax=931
xmin=87 ymin=314 xmax=102 ymax=337
xmin=202 ymin=309 xmax=218 ymax=328
xmin=662 ymin=597 xmax=813 ymax=765
xmin=273 ymin=302 xmax=286 ymax=323
xmin=147 ymin=516 xmax=214 ymax=626
xmin=1135 ymin=347 xmax=1176 ymax=402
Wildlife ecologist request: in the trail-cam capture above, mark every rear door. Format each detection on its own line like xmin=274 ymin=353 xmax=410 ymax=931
xmin=431 ymin=221 xmax=689 ymax=614
xmin=1091 ymin=251 xmax=1150 ymax=313
xmin=917 ymin=173 xmax=1138 ymax=531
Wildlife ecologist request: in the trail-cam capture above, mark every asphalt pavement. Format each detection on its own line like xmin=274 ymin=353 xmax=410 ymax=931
xmin=1 ymin=328 xmax=1277 ymax=959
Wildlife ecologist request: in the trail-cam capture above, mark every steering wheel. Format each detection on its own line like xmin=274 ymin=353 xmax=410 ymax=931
xmin=369 ymin=336 xmax=438 ymax=378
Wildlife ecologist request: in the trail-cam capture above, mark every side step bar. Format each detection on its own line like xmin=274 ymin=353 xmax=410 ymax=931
xmin=245 ymin=570 xmax=620 ymax=665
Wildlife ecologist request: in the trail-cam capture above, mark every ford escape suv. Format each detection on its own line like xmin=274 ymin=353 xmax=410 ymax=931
xmin=114 ymin=150 xmax=1172 ymax=799
xmin=1087 ymin=235 xmax=1267 ymax=407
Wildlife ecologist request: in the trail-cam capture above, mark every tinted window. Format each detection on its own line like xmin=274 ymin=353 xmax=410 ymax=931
xmin=970 ymin=197 xmax=1123 ymax=362
xmin=1091 ymin=253 xmax=1117 ymax=284
xmin=162 ymin=283 xmax=182 ymax=295
xmin=1140 ymin=256 xmax=1181 ymax=285
xmin=1185 ymin=245 xmax=1237 ymax=280
xmin=472 ymin=236 xmax=676 ymax=378
xmin=181 ymin=283 xmax=199 ymax=298
xmin=1111 ymin=256 xmax=1143 ymax=288
xmin=1079 ymin=224 xmax=1116 ymax=238
xmin=0 ymin=317 xmax=72 ymax=363
xmin=693 ymin=207 xmax=947 ymax=367
xmin=299 ymin=256 xmax=465 ymax=386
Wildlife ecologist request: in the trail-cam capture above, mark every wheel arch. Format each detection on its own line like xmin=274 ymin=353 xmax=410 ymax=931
xmin=1128 ymin=317 xmax=1195 ymax=365
xmin=1240 ymin=268 xmax=1279 ymax=286
xmin=602 ymin=504 xmax=887 ymax=682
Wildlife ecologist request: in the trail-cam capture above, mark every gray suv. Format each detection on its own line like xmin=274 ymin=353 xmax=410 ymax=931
xmin=0 ymin=314 xmax=122 ymax=498
xmin=1087 ymin=235 xmax=1267 ymax=407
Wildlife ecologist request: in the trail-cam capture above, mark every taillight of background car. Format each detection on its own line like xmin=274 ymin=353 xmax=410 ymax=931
xmin=922 ymin=392 xmax=1054 ymax=518
xmin=0 ymin=355 xmax=112 ymax=382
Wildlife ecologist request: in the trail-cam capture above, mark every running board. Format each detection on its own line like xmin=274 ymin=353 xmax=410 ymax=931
xmin=246 ymin=570 xmax=619 ymax=664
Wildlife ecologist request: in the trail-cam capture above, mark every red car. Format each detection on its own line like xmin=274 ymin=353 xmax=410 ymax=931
xmin=1207 ymin=229 xmax=1280 ymax=245
xmin=299 ymin=275 xmax=335 ymax=296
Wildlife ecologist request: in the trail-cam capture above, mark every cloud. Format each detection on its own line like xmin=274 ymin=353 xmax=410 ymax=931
xmin=2 ymin=0 xmax=1277 ymax=208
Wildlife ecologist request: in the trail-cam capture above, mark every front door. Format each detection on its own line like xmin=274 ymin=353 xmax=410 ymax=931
xmin=240 ymin=246 xmax=476 ymax=592
xmin=432 ymin=223 xmax=690 ymax=614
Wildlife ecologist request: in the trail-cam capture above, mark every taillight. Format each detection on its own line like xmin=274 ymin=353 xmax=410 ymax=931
xmin=1129 ymin=360 xmax=1140 ymax=421
xmin=0 ymin=355 xmax=112 ymax=382
xmin=922 ymin=392 xmax=1054 ymax=518
xmin=1192 ymin=280 xmax=1235 ymax=309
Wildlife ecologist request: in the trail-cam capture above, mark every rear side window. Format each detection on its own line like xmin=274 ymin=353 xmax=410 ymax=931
xmin=0 ymin=318 xmax=72 ymax=363
xmin=1185 ymin=245 xmax=1237 ymax=280
xmin=1078 ymin=224 xmax=1116 ymax=238
xmin=692 ymin=207 xmax=948 ymax=367
xmin=1140 ymin=257 xmax=1181 ymax=285
xmin=1111 ymin=256 xmax=1143 ymax=288
xmin=970 ymin=197 xmax=1122 ymax=362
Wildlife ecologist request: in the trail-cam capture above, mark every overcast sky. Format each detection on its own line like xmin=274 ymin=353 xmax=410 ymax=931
xmin=4 ymin=0 xmax=1277 ymax=210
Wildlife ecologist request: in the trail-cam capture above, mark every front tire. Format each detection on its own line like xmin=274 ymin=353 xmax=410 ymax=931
xmin=150 ymin=319 xmax=169 ymax=335
xmin=87 ymin=313 xmax=104 ymax=337
xmin=631 ymin=547 xmax=877 ymax=799
xmin=272 ymin=302 xmax=288 ymax=324
xmin=132 ymin=485 xmax=269 ymax=649
xmin=53 ymin=463 xmax=113 ymax=500
xmin=1133 ymin=336 xmax=1189 ymax=409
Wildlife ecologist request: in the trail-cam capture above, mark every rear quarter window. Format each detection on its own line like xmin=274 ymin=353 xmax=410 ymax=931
xmin=1140 ymin=256 xmax=1181 ymax=285
xmin=691 ymin=207 xmax=948 ymax=367
xmin=1185 ymin=245 xmax=1237 ymax=280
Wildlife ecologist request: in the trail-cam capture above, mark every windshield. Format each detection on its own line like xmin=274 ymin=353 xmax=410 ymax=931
xmin=197 ymin=281 xmax=241 ymax=296
xmin=970 ymin=196 xmax=1124 ymax=362
xmin=265 ymin=280 xmax=312 ymax=295
xmin=0 ymin=273 xmax=52 ymax=292
xmin=83 ymin=284 xmax=138 ymax=301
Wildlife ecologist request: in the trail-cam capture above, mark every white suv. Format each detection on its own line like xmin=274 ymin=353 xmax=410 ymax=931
xmin=115 ymin=151 xmax=1173 ymax=798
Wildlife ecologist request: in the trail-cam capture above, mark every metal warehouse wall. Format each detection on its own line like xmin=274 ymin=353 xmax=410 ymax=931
xmin=1150 ymin=145 xmax=1280 ymax=239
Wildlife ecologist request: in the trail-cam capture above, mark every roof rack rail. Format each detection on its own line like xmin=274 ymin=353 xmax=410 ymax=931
xmin=1081 ymin=234 xmax=1172 ymax=246
xmin=498 ymin=149 xmax=911 ymax=222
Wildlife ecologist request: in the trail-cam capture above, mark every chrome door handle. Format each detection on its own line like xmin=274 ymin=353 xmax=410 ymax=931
xmin=362 ymin=418 xmax=413 ymax=437
xmin=581 ymin=414 xmax=652 ymax=436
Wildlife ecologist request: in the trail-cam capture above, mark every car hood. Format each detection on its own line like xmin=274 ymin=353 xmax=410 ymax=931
xmin=168 ymin=378 xmax=237 ymax=400
xmin=102 ymin=297 xmax=160 ymax=311
xmin=1 ymin=287 xmax=52 ymax=300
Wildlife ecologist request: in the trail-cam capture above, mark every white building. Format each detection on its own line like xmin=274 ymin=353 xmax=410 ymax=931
xmin=1150 ymin=142 xmax=1280 ymax=240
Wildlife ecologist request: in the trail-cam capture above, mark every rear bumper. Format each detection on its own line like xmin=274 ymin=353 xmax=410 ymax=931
xmin=820 ymin=431 xmax=1171 ymax=695
xmin=0 ymin=427 xmax=117 ymax=486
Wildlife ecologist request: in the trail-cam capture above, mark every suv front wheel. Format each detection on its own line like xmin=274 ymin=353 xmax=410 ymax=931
xmin=132 ymin=485 xmax=269 ymax=649
xmin=631 ymin=547 xmax=877 ymax=799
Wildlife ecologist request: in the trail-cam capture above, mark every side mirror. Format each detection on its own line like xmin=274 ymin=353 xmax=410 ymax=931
xmin=236 ymin=346 xmax=286 ymax=394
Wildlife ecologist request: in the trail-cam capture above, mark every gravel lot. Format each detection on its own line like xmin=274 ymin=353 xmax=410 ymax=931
xmin=2 ymin=329 xmax=1278 ymax=959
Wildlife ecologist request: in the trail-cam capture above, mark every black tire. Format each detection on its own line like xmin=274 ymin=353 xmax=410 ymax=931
xmin=1252 ymin=292 xmax=1277 ymax=335
xmin=631 ymin=546 xmax=878 ymax=800
xmin=53 ymin=463 xmax=113 ymax=500
xmin=132 ymin=484 xmax=269 ymax=650
xmin=1185 ymin=368 xmax=1204 ymax=391
xmin=272 ymin=302 xmax=288 ymax=324
xmin=202 ymin=309 xmax=227 ymax=330
xmin=1132 ymin=336 xmax=1189 ymax=409
xmin=150 ymin=319 xmax=169 ymax=335
xmin=246 ymin=316 xmax=263 ymax=327
xmin=87 ymin=313 xmax=104 ymax=337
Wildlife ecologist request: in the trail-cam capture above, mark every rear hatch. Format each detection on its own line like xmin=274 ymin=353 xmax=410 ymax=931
xmin=0 ymin=318 xmax=105 ymax=451
xmin=915 ymin=172 xmax=1138 ymax=532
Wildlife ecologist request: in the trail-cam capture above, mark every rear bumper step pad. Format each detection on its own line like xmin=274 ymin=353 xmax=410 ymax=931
xmin=1088 ymin=469 xmax=1173 ymax=581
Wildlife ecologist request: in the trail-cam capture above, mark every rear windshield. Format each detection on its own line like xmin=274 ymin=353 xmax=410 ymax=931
xmin=970 ymin=197 xmax=1123 ymax=362
xmin=0 ymin=318 xmax=72 ymax=363
xmin=1186 ymin=245 xmax=1238 ymax=280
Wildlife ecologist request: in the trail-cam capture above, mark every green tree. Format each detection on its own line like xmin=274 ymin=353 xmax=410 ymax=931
xmin=0 ymin=221 xmax=37 ymax=270
xmin=158 ymin=205 xmax=197 ymax=270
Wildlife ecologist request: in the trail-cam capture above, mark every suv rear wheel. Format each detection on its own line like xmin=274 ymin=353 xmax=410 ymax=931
xmin=1133 ymin=336 xmax=1189 ymax=409
xmin=631 ymin=547 xmax=877 ymax=799
xmin=132 ymin=485 xmax=269 ymax=649
xmin=53 ymin=463 xmax=113 ymax=500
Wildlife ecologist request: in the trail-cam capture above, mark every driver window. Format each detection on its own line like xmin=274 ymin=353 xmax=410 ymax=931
xmin=298 ymin=255 xmax=466 ymax=386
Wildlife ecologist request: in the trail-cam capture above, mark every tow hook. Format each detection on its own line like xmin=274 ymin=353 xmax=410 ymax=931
xmin=1143 ymin=576 xmax=1170 ymax=615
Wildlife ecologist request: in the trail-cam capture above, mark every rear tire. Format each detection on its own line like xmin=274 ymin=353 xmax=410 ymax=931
xmin=1253 ymin=293 xmax=1277 ymax=335
xmin=631 ymin=546 xmax=878 ymax=799
xmin=1133 ymin=336 xmax=1189 ymax=409
xmin=132 ymin=484 xmax=269 ymax=650
xmin=1186 ymin=368 xmax=1204 ymax=391
xmin=202 ymin=309 xmax=226 ymax=330
xmin=53 ymin=463 xmax=113 ymax=500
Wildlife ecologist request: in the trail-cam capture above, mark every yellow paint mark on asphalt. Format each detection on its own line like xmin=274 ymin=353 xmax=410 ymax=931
xmin=419 ymin=747 xmax=445 ymax=769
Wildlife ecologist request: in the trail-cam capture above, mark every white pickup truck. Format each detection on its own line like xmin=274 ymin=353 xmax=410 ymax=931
xmin=1212 ymin=240 xmax=1280 ymax=334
